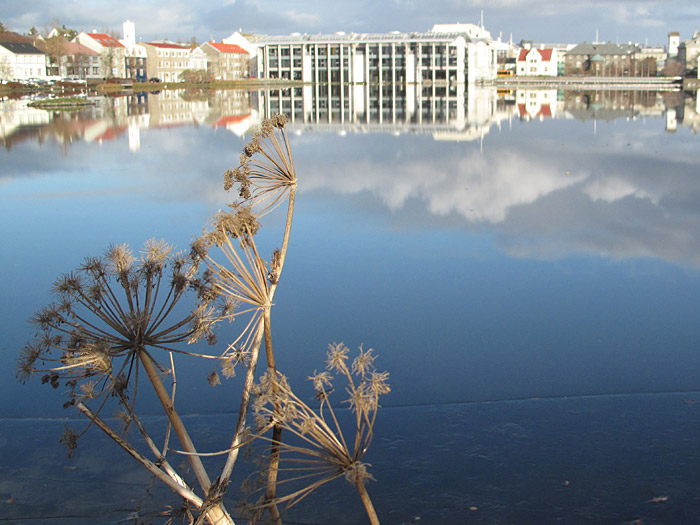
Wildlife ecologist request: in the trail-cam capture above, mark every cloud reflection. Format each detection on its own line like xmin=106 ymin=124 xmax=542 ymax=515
xmin=293 ymin=123 xmax=700 ymax=267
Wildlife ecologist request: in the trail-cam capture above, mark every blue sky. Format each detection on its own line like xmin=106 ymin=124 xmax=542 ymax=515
xmin=1 ymin=0 xmax=699 ymax=47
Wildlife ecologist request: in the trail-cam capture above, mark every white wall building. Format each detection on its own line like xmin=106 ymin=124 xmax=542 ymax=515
xmin=0 ymin=42 xmax=47 ymax=81
xmin=120 ymin=20 xmax=148 ymax=80
xmin=224 ymin=23 xmax=501 ymax=85
xmin=516 ymin=47 xmax=558 ymax=76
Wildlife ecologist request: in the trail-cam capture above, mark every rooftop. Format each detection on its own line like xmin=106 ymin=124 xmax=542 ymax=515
xmin=0 ymin=41 xmax=45 ymax=54
xmin=82 ymin=32 xmax=124 ymax=48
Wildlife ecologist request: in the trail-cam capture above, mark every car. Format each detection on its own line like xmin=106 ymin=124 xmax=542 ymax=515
xmin=149 ymin=77 xmax=161 ymax=83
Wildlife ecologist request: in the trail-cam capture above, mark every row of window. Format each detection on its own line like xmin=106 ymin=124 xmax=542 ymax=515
xmin=6 ymin=55 xmax=45 ymax=64
xmin=157 ymin=50 xmax=188 ymax=58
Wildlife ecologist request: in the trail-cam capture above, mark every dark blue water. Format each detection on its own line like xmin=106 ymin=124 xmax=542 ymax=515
xmin=2 ymin=88 xmax=700 ymax=522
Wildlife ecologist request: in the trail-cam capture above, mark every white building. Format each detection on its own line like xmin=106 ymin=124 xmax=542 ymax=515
xmin=516 ymin=47 xmax=558 ymax=76
xmin=224 ymin=23 xmax=500 ymax=85
xmin=668 ymin=31 xmax=680 ymax=58
xmin=0 ymin=42 xmax=47 ymax=81
xmin=120 ymin=20 xmax=148 ymax=81
xmin=189 ymin=46 xmax=208 ymax=72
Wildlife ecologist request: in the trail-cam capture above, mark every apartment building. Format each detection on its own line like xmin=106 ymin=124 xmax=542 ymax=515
xmin=224 ymin=23 xmax=500 ymax=85
xmin=200 ymin=42 xmax=249 ymax=80
xmin=142 ymin=42 xmax=192 ymax=82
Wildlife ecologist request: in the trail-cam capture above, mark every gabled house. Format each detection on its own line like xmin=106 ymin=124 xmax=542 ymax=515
xmin=73 ymin=31 xmax=125 ymax=78
xmin=200 ymin=42 xmax=250 ymax=80
xmin=516 ymin=47 xmax=558 ymax=76
xmin=0 ymin=42 xmax=47 ymax=81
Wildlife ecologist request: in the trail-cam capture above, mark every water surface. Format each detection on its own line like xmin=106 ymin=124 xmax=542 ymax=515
xmin=1 ymin=86 xmax=700 ymax=521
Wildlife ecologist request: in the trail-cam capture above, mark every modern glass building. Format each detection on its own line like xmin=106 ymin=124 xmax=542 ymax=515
xmin=224 ymin=24 xmax=501 ymax=86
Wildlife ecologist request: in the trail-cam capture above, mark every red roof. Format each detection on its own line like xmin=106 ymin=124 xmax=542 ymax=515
xmin=214 ymin=114 xmax=251 ymax=128
xmin=208 ymin=42 xmax=247 ymax=54
xmin=85 ymin=33 xmax=123 ymax=48
xmin=145 ymin=42 xmax=190 ymax=49
xmin=518 ymin=103 xmax=552 ymax=118
xmin=518 ymin=48 xmax=554 ymax=62
xmin=64 ymin=41 xmax=99 ymax=55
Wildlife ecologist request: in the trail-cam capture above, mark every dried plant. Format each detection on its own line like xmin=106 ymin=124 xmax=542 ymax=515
xmin=249 ymin=343 xmax=389 ymax=524
xmin=18 ymin=239 xmax=237 ymax=523
xmin=18 ymin=115 xmax=387 ymax=524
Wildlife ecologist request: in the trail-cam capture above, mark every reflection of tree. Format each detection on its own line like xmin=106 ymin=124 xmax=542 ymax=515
xmin=179 ymin=88 xmax=211 ymax=103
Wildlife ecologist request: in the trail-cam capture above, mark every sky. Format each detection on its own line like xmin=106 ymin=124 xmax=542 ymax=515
xmin=1 ymin=0 xmax=700 ymax=47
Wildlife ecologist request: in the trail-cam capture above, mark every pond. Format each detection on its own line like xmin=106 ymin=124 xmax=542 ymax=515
xmin=1 ymin=86 xmax=700 ymax=523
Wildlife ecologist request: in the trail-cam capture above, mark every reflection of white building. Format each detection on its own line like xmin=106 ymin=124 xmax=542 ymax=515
xmin=516 ymin=89 xmax=558 ymax=120
xmin=256 ymin=82 xmax=514 ymax=142
xmin=0 ymin=99 xmax=50 ymax=138
xmin=224 ymin=23 xmax=500 ymax=84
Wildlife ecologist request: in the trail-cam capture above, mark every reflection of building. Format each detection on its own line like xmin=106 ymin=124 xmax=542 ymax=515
xmin=256 ymin=83 xmax=510 ymax=142
xmin=516 ymin=89 xmax=558 ymax=119
xmin=225 ymin=23 xmax=501 ymax=84
xmin=2 ymin=86 xmax=696 ymax=151
xmin=0 ymin=98 xmax=50 ymax=142
xmin=562 ymin=90 xmax=665 ymax=122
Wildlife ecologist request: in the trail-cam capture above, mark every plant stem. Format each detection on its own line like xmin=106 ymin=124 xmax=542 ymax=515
xmin=139 ymin=349 xmax=234 ymax=524
xmin=76 ymin=402 xmax=203 ymax=509
xmin=263 ymin=307 xmax=282 ymax=524
xmin=355 ymin=479 xmax=380 ymax=525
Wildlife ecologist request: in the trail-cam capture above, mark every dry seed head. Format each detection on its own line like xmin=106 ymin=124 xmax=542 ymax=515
xmin=326 ymin=342 xmax=350 ymax=373
xmin=352 ymin=345 xmax=376 ymax=378
xmin=142 ymin=238 xmax=172 ymax=269
xmin=272 ymin=113 xmax=288 ymax=128
xmin=207 ymin=370 xmax=221 ymax=387
xmin=105 ymin=243 xmax=135 ymax=274
xmin=344 ymin=461 xmax=374 ymax=485
xmin=309 ymin=370 xmax=333 ymax=392
xmin=60 ymin=424 xmax=78 ymax=457
xmin=53 ymin=272 xmax=84 ymax=296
